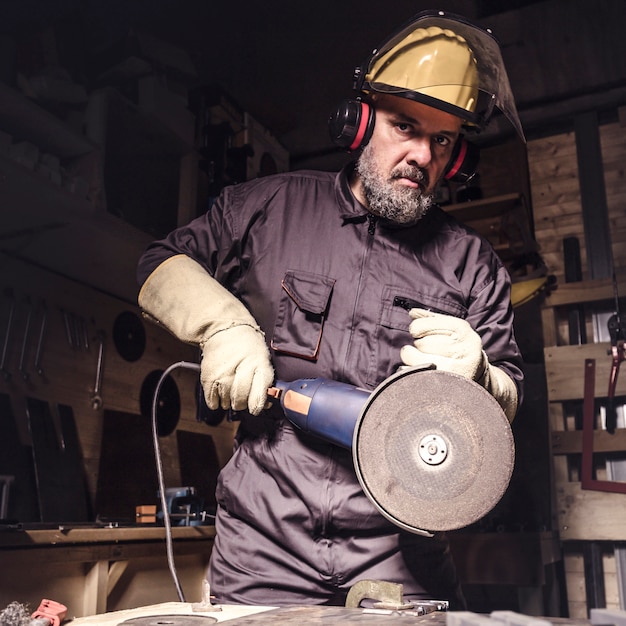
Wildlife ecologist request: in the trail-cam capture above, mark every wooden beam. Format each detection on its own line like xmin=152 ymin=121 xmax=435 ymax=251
xmin=543 ymin=275 xmax=626 ymax=308
xmin=552 ymin=430 xmax=626 ymax=455
xmin=83 ymin=559 xmax=109 ymax=616
xmin=107 ymin=560 xmax=129 ymax=598
xmin=544 ymin=343 xmax=626 ymax=401
xmin=556 ymin=482 xmax=626 ymax=541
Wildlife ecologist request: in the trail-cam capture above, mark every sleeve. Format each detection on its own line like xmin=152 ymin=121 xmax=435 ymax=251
xmin=467 ymin=259 xmax=525 ymax=408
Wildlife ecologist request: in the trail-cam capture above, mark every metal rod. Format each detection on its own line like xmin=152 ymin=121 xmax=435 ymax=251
xmin=34 ymin=302 xmax=47 ymax=376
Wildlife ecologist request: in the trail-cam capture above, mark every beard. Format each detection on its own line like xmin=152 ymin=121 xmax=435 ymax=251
xmin=355 ymin=143 xmax=435 ymax=224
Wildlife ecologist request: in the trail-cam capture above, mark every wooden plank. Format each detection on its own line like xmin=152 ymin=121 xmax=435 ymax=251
xmin=552 ymin=429 xmax=626 ymax=454
xmin=556 ymin=482 xmax=626 ymax=540
xmin=107 ymin=560 xmax=129 ymax=597
xmin=563 ymin=550 xmax=587 ymax=619
xmin=0 ymin=525 xmax=216 ymax=548
xmin=533 ymin=226 xmax=586 ymax=252
xmin=603 ymin=553 xmax=621 ymax=608
xmin=541 ymin=306 xmax=558 ymax=348
xmin=530 ymin=178 xmax=582 ymax=202
xmin=527 ymin=132 xmax=578 ymax=162
xmin=543 ymin=276 xmax=626 ymax=308
xmin=544 ymin=343 xmax=626 ymax=401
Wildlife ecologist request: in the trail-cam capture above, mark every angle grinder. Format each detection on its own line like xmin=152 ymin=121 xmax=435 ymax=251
xmin=268 ymin=364 xmax=515 ymax=536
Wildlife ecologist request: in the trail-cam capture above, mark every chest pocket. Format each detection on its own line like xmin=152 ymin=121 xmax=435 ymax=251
xmin=271 ymin=270 xmax=335 ymax=360
xmin=366 ymin=286 xmax=468 ymax=386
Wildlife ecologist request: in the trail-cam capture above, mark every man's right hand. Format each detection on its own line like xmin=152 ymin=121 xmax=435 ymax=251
xmin=201 ymin=325 xmax=275 ymax=415
xmin=138 ymin=254 xmax=275 ymax=416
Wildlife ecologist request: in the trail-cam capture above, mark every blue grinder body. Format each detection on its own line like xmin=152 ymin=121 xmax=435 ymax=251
xmin=271 ymin=378 xmax=372 ymax=449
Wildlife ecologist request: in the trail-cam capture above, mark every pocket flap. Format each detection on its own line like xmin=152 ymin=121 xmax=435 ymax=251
xmin=281 ymin=270 xmax=335 ymax=315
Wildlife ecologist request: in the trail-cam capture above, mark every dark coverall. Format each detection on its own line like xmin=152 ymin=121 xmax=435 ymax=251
xmin=137 ymin=163 xmax=524 ymax=607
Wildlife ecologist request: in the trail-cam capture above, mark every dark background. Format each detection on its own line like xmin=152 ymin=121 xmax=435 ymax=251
xmin=4 ymin=0 xmax=625 ymax=171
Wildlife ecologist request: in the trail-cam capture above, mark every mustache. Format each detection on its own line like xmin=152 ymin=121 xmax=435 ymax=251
xmin=390 ymin=166 xmax=428 ymax=188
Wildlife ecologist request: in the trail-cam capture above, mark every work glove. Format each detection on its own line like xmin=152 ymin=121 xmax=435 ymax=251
xmin=138 ymin=254 xmax=274 ymax=415
xmin=400 ymin=308 xmax=518 ymax=422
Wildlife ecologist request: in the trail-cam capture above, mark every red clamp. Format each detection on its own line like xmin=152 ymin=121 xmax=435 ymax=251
xmin=31 ymin=599 xmax=68 ymax=626
xmin=606 ymin=311 xmax=626 ymax=434
xmin=582 ymin=358 xmax=626 ymax=493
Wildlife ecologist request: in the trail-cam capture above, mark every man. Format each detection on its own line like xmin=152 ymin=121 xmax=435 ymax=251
xmin=137 ymin=10 xmax=524 ymax=609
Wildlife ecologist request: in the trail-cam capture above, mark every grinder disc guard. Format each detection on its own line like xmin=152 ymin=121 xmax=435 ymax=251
xmin=353 ymin=368 xmax=514 ymax=534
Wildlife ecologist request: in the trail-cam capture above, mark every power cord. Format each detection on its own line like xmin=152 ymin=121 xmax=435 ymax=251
xmin=151 ymin=360 xmax=201 ymax=603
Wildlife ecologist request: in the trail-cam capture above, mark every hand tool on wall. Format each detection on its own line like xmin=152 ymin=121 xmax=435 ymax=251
xmin=17 ymin=296 xmax=33 ymax=381
xmin=61 ymin=308 xmax=75 ymax=349
xmin=33 ymin=300 xmax=47 ymax=377
xmin=90 ymin=330 xmax=105 ymax=410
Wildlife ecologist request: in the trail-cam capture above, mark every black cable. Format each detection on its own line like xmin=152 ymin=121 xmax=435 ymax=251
xmin=152 ymin=360 xmax=201 ymax=603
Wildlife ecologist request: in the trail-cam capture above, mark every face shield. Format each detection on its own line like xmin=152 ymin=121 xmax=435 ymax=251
xmin=355 ymin=10 xmax=524 ymax=140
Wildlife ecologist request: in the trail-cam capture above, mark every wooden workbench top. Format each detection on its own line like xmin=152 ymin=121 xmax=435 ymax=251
xmin=0 ymin=524 xmax=216 ymax=548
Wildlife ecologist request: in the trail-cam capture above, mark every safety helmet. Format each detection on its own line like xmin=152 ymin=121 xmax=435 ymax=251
xmin=354 ymin=10 xmax=524 ymax=140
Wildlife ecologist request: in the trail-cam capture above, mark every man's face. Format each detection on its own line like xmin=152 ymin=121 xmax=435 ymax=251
xmin=353 ymin=95 xmax=463 ymax=225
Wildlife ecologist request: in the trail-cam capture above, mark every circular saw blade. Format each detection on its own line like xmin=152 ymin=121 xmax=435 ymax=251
xmin=113 ymin=310 xmax=146 ymax=362
xmin=353 ymin=367 xmax=514 ymax=533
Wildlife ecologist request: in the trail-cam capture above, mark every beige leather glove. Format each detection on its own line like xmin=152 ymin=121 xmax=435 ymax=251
xmin=138 ymin=254 xmax=274 ymax=415
xmin=400 ymin=308 xmax=518 ymax=421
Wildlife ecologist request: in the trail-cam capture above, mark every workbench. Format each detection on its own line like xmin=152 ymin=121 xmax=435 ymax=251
xmin=0 ymin=524 xmax=215 ymax=619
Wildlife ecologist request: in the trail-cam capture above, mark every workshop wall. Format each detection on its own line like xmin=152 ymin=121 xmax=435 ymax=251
xmin=0 ymin=255 xmax=238 ymax=523
xmin=529 ymin=108 xmax=626 ymax=617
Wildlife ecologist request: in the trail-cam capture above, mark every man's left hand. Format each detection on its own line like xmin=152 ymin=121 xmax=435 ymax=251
xmin=400 ymin=308 xmax=486 ymax=380
xmin=400 ymin=308 xmax=518 ymax=421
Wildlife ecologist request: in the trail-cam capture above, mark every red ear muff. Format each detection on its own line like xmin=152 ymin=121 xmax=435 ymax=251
xmin=444 ymin=137 xmax=480 ymax=183
xmin=328 ymin=99 xmax=375 ymax=152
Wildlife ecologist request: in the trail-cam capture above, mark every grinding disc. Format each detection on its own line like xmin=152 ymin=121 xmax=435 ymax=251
xmin=113 ymin=310 xmax=146 ymax=362
xmin=353 ymin=367 xmax=514 ymax=534
xmin=119 ymin=616 xmax=217 ymax=625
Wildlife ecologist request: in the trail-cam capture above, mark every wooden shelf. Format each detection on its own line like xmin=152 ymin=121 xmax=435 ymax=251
xmin=0 ymin=524 xmax=215 ymax=549
xmin=443 ymin=192 xmax=524 ymax=222
xmin=542 ymin=275 xmax=626 ymax=308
